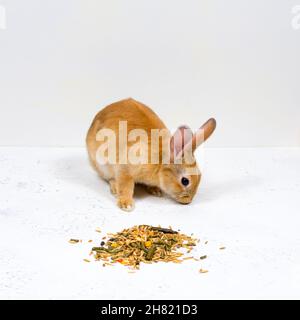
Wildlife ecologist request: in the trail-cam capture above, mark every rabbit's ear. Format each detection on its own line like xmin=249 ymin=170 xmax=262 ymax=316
xmin=191 ymin=118 xmax=216 ymax=152
xmin=170 ymin=125 xmax=193 ymax=159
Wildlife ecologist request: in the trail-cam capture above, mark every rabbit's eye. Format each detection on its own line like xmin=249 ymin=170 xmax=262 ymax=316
xmin=181 ymin=177 xmax=189 ymax=186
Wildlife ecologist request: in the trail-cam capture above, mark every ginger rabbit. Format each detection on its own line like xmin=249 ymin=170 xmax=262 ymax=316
xmin=86 ymin=98 xmax=216 ymax=211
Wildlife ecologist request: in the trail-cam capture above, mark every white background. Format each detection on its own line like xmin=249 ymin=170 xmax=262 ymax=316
xmin=0 ymin=0 xmax=300 ymax=147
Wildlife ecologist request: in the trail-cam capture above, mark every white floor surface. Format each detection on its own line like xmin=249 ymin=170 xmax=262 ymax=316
xmin=0 ymin=147 xmax=299 ymax=299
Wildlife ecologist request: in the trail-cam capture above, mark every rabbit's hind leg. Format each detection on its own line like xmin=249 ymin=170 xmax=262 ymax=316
xmin=109 ymin=179 xmax=117 ymax=195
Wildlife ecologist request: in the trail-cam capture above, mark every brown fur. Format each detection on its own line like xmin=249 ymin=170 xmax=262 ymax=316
xmin=86 ymin=98 xmax=216 ymax=211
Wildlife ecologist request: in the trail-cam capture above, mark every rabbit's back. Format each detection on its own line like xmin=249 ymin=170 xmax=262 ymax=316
xmin=89 ymin=98 xmax=166 ymax=134
xmin=86 ymin=98 xmax=167 ymax=172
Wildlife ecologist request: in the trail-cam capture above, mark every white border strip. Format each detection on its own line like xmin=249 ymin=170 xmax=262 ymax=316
xmin=0 ymin=5 xmax=6 ymax=30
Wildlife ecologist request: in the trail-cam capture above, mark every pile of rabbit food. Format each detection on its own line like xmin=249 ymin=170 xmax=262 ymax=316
xmin=91 ymin=225 xmax=199 ymax=269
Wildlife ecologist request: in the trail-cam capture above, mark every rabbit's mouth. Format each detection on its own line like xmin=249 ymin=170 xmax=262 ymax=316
xmin=176 ymin=194 xmax=192 ymax=204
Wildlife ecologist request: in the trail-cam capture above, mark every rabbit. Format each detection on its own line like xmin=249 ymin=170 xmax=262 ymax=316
xmin=86 ymin=98 xmax=216 ymax=211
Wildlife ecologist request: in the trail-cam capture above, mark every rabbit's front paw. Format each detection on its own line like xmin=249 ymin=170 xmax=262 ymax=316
xmin=146 ymin=186 xmax=163 ymax=197
xmin=117 ymin=197 xmax=135 ymax=212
